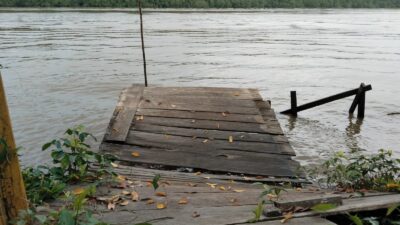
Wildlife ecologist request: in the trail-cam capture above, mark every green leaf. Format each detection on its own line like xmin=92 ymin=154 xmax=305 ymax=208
xmin=311 ymin=203 xmax=337 ymax=212
xmin=42 ymin=141 xmax=53 ymax=151
xmin=35 ymin=215 xmax=48 ymax=223
xmin=152 ymin=174 xmax=161 ymax=190
xmin=347 ymin=214 xmax=363 ymax=225
xmin=58 ymin=209 xmax=75 ymax=225
xmin=387 ymin=204 xmax=400 ymax=216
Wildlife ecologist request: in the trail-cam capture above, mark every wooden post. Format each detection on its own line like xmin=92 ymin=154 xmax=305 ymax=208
xmin=349 ymin=83 xmax=366 ymax=114
xmin=0 ymin=72 xmax=28 ymax=223
xmin=290 ymin=91 xmax=297 ymax=116
xmin=357 ymin=90 xmax=365 ymax=118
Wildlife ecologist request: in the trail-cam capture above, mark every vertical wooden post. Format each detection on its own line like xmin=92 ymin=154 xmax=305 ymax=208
xmin=357 ymin=90 xmax=365 ymax=118
xmin=290 ymin=91 xmax=297 ymax=116
xmin=0 ymin=72 xmax=28 ymax=223
xmin=349 ymin=83 xmax=365 ymax=115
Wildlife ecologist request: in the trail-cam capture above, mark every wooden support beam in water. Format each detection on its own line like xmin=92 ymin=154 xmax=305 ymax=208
xmin=0 ymin=72 xmax=28 ymax=223
xmin=349 ymin=83 xmax=367 ymax=118
xmin=281 ymin=84 xmax=372 ymax=116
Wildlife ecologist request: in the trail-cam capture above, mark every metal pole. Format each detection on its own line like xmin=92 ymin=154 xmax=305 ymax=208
xmin=138 ymin=0 xmax=148 ymax=87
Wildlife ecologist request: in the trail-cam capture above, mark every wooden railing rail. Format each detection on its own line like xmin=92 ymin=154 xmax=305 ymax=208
xmin=281 ymin=83 xmax=372 ymax=118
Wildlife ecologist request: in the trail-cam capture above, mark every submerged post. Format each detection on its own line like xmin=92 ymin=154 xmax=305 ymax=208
xmin=0 ymin=70 xmax=28 ymax=223
xmin=290 ymin=91 xmax=297 ymax=116
xmin=137 ymin=0 xmax=148 ymax=87
xmin=349 ymin=83 xmax=366 ymax=118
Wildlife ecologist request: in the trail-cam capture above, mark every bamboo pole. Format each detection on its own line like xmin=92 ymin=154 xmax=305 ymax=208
xmin=137 ymin=0 xmax=148 ymax=87
xmin=0 ymin=71 xmax=28 ymax=223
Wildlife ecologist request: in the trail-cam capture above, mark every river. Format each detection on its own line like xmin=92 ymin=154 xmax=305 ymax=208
xmin=0 ymin=8 xmax=399 ymax=166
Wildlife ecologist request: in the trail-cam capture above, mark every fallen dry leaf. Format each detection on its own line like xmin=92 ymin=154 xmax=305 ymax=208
xmin=195 ymin=172 xmax=202 ymax=176
xmin=228 ymin=136 xmax=233 ymax=143
xmin=202 ymin=139 xmax=209 ymax=143
xmin=117 ymin=175 xmax=126 ymax=181
xmin=191 ymin=119 xmax=196 ymax=123
xmin=156 ymin=202 xmax=167 ymax=209
xmin=233 ymin=189 xmax=245 ymax=193
xmin=107 ymin=202 xmax=116 ymax=210
xmin=72 ymin=187 xmax=85 ymax=195
xmin=110 ymin=162 xmax=119 ymax=168
xmin=171 ymin=104 xmax=176 ymax=108
xmin=119 ymin=200 xmax=129 ymax=206
xmin=136 ymin=115 xmax=144 ymax=121
xmin=178 ymin=197 xmax=188 ymax=204
xmin=219 ymin=186 xmax=226 ymax=191
xmin=222 ymin=112 xmax=227 ymax=117
xmin=187 ymin=183 xmax=197 ymax=187
xmin=281 ymin=212 xmax=293 ymax=223
xmin=121 ymin=190 xmax=130 ymax=195
xmin=296 ymin=187 xmax=302 ymax=192
xmin=192 ymin=211 xmax=200 ymax=218
xmin=206 ymin=183 xmax=218 ymax=189
xmin=156 ymin=192 xmax=167 ymax=197
xmin=131 ymin=152 xmax=140 ymax=157
xmin=131 ymin=191 xmax=139 ymax=201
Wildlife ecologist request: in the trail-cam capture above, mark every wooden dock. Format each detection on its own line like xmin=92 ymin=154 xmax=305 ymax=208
xmin=100 ymin=85 xmax=300 ymax=178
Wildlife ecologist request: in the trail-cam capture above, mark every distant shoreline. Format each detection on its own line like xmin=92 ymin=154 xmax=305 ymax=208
xmin=0 ymin=7 xmax=398 ymax=13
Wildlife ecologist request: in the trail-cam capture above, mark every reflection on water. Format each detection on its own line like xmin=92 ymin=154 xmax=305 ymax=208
xmin=0 ymin=9 xmax=399 ymax=166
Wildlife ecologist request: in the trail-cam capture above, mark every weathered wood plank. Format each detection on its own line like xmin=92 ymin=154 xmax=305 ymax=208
xmin=136 ymin=108 xmax=266 ymax=124
xmin=133 ymin=117 xmax=284 ymax=135
xmin=101 ymin=142 xmax=300 ymax=177
xmin=104 ymin=85 xmax=144 ymax=142
xmin=294 ymin=194 xmax=400 ymax=218
xmin=143 ymin=87 xmax=262 ymax=100
xmin=132 ymin=123 xmax=289 ymax=143
xmin=141 ymin=94 xmax=261 ymax=108
xmin=126 ymin=131 xmax=295 ymax=155
xmin=256 ymin=217 xmax=337 ymax=225
xmin=138 ymin=99 xmax=261 ymax=115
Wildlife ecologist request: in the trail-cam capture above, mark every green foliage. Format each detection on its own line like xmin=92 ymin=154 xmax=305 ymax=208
xmin=152 ymin=174 xmax=161 ymax=190
xmin=12 ymin=186 xmax=107 ymax=225
xmin=23 ymin=125 xmax=116 ymax=205
xmin=306 ymin=149 xmax=400 ymax=191
xmin=248 ymin=200 xmax=265 ymax=223
xmin=310 ymin=203 xmax=337 ymax=212
xmin=347 ymin=205 xmax=400 ymax=225
xmin=1 ymin=0 xmax=400 ymax=8
xmin=22 ymin=166 xmax=66 ymax=204
xmin=42 ymin=125 xmax=116 ymax=183
xmin=0 ymin=137 xmax=12 ymax=164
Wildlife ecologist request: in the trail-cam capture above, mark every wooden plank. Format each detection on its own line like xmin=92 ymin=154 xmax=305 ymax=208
xmin=126 ymin=131 xmax=294 ymax=155
xmin=274 ymin=192 xmax=342 ymax=211
xmin=257 ymin=217 xmax=337 ymax=225
xmin=132 ymin=123 xmax=289 ymax=144
xmin=294 ymin=194 xmax=400 ymax=218
xmin=143 ymin=88 xmax=262 ymax=100
xmin=136 ymin=108 xmax=266 ymax=124
xmin=101 ymin=142 xmax=300 ymax=177
xmin=141 ymin=94 xmax=261 ymax=108
xmin=107 ymin=165 xmax=309 ymax=184
xmin=0 ymin=74 xmax=28 ymax=222
xmin=133 ymin=117 xmax=284 ymax=135
xmin=104 ymin=85 xmax=144 ymax=142
xmin=138 ymin=99 xmax=261 ymax=115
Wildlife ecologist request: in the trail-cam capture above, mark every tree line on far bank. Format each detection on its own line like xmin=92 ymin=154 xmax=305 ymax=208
xmin=1 ymin=0 xmax=400 ymax=8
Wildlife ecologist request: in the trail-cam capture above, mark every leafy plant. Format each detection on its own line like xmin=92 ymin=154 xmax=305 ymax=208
xmin=248 ymin=200 xmax=266 ymax=223
xmin=42 ymin=125 xmax=116 ymax=183
xmin=306 ymin=149 xmax=400 ymax=192
xmin=22 ymin=166 xmax=66 ymax=204
xmin=152 ymin=174 xmax=161 ymax=190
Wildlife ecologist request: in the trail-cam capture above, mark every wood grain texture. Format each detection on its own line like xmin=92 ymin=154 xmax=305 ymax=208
xmin=101 ymin=142 xmax=301 ymax=177
xmin=101 ymin=85 xmax=298 ymax=178
xmin=0 ymin=74 xmax=28 ymax=222
xmin=104 ymin=85 xmax=144 ymax=142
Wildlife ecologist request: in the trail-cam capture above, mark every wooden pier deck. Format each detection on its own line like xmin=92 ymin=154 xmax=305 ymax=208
xmin=100 ymin=85 xmax=300 ymax=178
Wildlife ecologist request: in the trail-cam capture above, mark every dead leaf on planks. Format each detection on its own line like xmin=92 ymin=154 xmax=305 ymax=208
xmin=228 ymin=136 xmax=233 ymax=143
xmin=136 ymin=115 xmax=144 ymax=121
xmin=178 ymin=197 xmax=188 ymax=205
xmin=156 ymin=192 xmax=167 ymax=197
xmin=280 ymin=212 xmax=293 ymax=223
xmin=131 ymin=191 xmax=139 ymax=201
xmin=207 ymin=183 xmax=218 ymax=189
xmin=119 ymin=200 xmax=129 ymax=206
xmin=156 ymin=202 xmax=167 ymax=209
xmin=131 ymin=152 xmax=140 ymax=157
